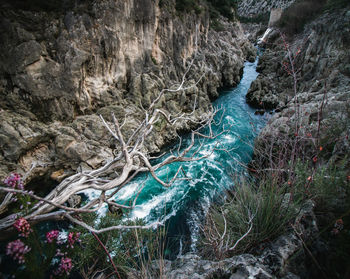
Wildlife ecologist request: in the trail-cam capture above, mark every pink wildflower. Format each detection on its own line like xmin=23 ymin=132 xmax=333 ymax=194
xmin=55 ymin=248 xmax=65 ymax=257
xmin=335 ymin=219 xmax=344 ymax=230
xmin=67 ymin=232 xmax=81 ymax=248
xmin=14 ymin=218 xmax=32 ymax=238
xmin=3 ymin=173 xmax=24 ymax=190
xmin=46 ymin=230 xmax=60 ymax=243
xmin=6 ymin=239 xmax=31 ymax=264
xmin=54 ymin=257 xmax=73 ymax=276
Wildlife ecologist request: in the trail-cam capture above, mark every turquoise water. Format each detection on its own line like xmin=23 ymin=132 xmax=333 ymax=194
xmin=86 ymin=57 xmax=268 ymax=254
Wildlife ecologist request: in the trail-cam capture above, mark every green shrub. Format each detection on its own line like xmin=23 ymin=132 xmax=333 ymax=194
xmin=210 ymin=18 xmax=226 ymax=32
xmin=200 ymin=158 xmax=349 ymax=261
xmin=71 ymin=213 xmax=167 ymax=278
xmin=291 ymin=159 xmax=349 ymax=211
xmin=175 ymin=0 xmax=202 ymax=14
xmin=200 ymin=178 xmax=298 ymax=259
xmin=206 ymin=0 xmax=238 ymax=21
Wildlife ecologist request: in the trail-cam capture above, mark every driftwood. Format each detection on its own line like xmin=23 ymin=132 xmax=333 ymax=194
xmin=0 ymin=29 xmax=227 ymax=232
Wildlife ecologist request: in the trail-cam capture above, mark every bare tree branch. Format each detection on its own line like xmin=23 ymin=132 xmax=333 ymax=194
xmin=64 ymin=213 xmax=163 ymax=233
xmin=0 ymin=24 xmax=226 ymax=234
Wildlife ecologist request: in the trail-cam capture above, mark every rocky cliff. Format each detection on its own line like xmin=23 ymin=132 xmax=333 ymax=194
xmin=247 ymin=6 xmax=350 ymax=162
xmin=237 ymin=0 xmax=295 ymax=18
xmin=0 ymin=0 xmax=255 ymax=182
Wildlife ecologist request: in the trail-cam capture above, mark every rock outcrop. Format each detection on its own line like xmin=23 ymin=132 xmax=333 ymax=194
xmin=237 ymin=0 xmax=295 ymax=18
xmin=247 ymin=6 xmax=350 ymax=161
xmin=129 ymin=200 xmax=318 ymax=279
xmin=0 ymin=0 xmax=255 ymax=182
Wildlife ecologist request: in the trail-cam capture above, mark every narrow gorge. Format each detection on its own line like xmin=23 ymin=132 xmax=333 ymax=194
xmin=0 ymin=0 xmax=349 ymax=278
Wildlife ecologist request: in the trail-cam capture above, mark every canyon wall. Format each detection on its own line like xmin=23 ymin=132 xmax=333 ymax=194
xmin=237 ymin=0 xmax=295 ymax=18
xmin=0 ymin=0 xmax=255 ymax=182
xmin=246 ymin=6 xmax=350 ymax=162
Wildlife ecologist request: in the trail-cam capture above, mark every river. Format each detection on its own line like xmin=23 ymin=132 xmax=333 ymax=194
xmin=84 ymin=56 xmax=268 ymax=256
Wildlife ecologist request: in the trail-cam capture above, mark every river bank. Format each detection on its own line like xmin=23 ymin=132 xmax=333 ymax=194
xmin=186 ymin=3 xmax=350 ymax=278
xmin=144 ymin=2 xmax=350 ymax=278
xmin=1 ymin=1 xmax=350 ymax=278
xmin=0 ymin=0 xmax=255 ymax=184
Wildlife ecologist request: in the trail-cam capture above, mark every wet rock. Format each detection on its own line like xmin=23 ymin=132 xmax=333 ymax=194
xmin=255 ymin=110 xmax=265 ymax=115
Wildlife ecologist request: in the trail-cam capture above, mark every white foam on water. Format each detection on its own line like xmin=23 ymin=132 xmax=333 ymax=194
xmin=96 ymin=204 xmax=108 ymax=216
xmin=198 ymin=145 xmax=218 ymax=160
xmin=225 ymin=115 xmax=235 ymax=123
xmin=155 ymin=166 xmax=171 ymax=177
xmin=188 ymin=195 xmax=211 ymax=252
xmin=115 ymin=182 xmax=139 ymax=200
xmin=79 ymin=188 xmax=101 ymax=201
xmin=206 ymin=161 xmax=224 ymax=174
xmin=157 ymin=204 xmax=179 ymax=223
xmin=222 ymin=134 xmax=237 ymax=144
xmin=131 ymin=186 xmax=180 ymax=220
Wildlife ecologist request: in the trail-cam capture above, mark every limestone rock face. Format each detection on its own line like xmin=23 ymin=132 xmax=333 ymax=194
xmin=0 ymin=0 xmax=254 ymax=181
xmin=246 ymin=7 xmax=350 ymax=161
xmin=237 ymin=0 xmax=295 ymax=18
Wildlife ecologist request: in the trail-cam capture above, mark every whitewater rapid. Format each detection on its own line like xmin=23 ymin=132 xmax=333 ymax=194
xmin=81 ymin=56 xmax=269 ymax=254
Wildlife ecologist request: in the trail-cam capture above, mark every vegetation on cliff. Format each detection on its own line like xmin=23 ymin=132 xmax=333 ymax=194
xmin=1 ymin=0 xmax=349 ymax=278
xmin=201 ymin=3 xmax=350 ymax=278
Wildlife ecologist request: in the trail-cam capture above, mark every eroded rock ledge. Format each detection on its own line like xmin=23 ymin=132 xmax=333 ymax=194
xmin=237 ymin=0 xmax=295 ymax=18
xmin=0 ymin=0 xmax=255 ymax=182
xmin=129 ymin=200 xmax=317 ymax=279
xmin=247 ymin=7 xmax=350 ymax=162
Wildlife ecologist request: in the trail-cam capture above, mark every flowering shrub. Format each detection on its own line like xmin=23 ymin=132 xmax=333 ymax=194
xmin=46 ymin=230 xmax=60 ymax=243
xmin=67 ymin=232 xmax=81 ymax=248
xmin=54 ymin=257 xmax=73 ymax=276
xmin=6 ymin=239 xmax=31 ymax=264
xmin=14 ymin=218 xmax=32 ymax=238
xmin=3 ymin=173 xmax=24 ymax=190
xmin=4 ymin=217 xmax=80 ymax=278
xmin=0 ymin=173 xmax=82 ymax=277
xmin=331 ymin=219 xmax=344 ymax=236
xmin=2 ymin=173 xmax=34 ymax=214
